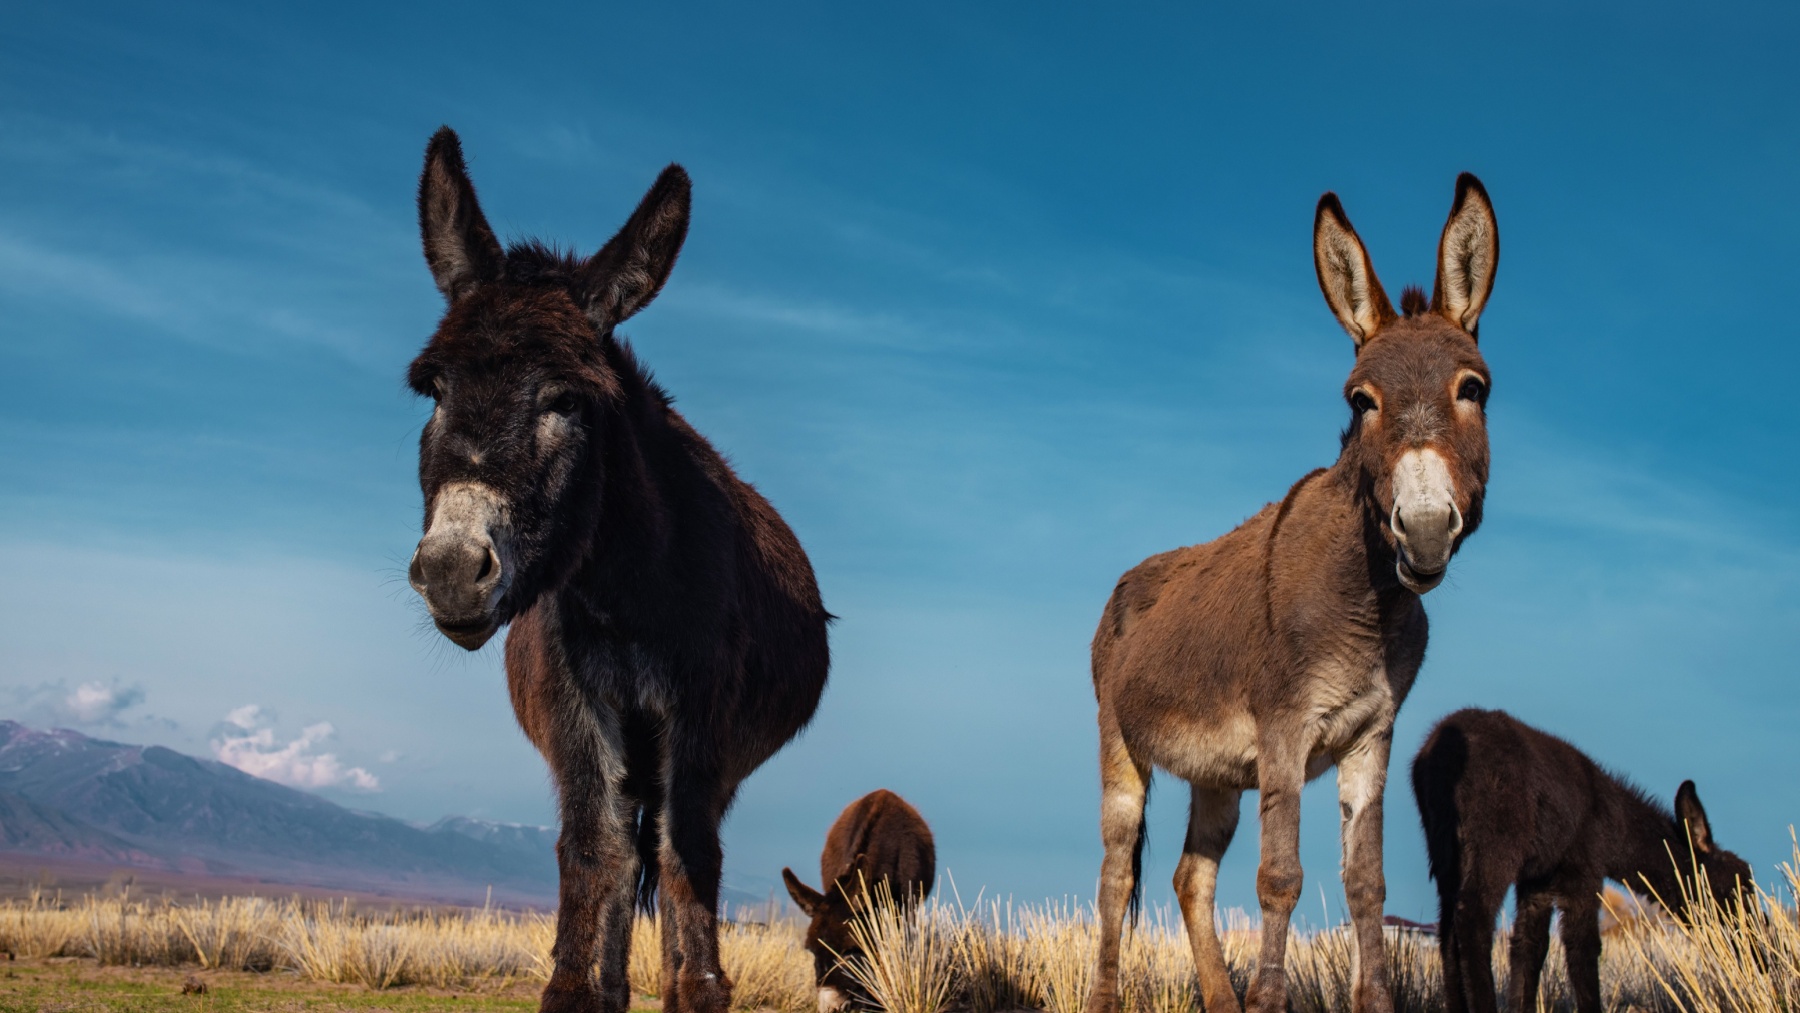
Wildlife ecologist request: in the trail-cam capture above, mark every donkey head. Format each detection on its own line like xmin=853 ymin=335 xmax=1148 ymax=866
xmin=406 ymin=127 xmax=690 ymax=650
xmin=782 ymin=867 xmax=871 ymax=1010
xmin=1315 ymin=174 xmax=1498 ymax=593
xmin=1670 ymin=780 xmax=1757 ymax=918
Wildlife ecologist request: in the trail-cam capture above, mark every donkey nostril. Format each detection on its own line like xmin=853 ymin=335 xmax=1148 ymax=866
xmin=407 ymin=552 xmax=426 ymax=590
xmin=1392 ymin=509 xmax=1407 ymax=535
xmin=474 ymin=548 xmax=495 ymax=584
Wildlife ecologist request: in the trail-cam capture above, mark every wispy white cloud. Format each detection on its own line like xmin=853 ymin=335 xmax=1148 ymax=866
xmin=7 ymin=678 xmax=149 ymax=728
xmin=212 ymin=706 xmax=380 ymax=792
xmin=63 ymin=681 xmax=146 ymax=724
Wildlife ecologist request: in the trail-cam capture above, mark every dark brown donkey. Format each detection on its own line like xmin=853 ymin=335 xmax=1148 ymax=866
xmin=781 ymin=790 xmax=936 ymax=1013
xmin=1413 ymin=708 xmax=1755 ymax=1013
xmin=405 ymin=128 xmax=830 ymax=1013
xmin=1087 ymin=175 xmax=1500 ymax=1013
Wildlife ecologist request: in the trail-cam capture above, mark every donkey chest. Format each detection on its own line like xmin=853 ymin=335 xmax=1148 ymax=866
xmin=1300 ymin=667 xmax=1396 ymax=779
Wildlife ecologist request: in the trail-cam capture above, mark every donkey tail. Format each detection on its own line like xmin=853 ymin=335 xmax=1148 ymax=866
xmin=622 ymin=714 xmax=663 ymax=913
xmin=1410 ymin=723 xmax=1466 ymax=924
xmin=1127 ymin=778 xmax=1150 ymax=925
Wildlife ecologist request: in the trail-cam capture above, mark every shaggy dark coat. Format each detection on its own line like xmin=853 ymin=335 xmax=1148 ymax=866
xmin=782 ymin=790 xmax=936 ymax=1009
xmin=1412 ymin=708 xmax=1755 ymax=1013
xmin=405 ymin=128 xmax=830 ymax=1013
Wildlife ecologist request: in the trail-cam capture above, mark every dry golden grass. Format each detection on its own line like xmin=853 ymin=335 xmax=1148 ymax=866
xmin=4 ymin=836 xmax=1800 ymax=1012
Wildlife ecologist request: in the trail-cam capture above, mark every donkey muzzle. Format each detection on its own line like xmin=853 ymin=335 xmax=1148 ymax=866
xmin=1390 ymin=448 xmax=1463 ymax=594
xmin=409 ymin=482 xmax=512 ymax=650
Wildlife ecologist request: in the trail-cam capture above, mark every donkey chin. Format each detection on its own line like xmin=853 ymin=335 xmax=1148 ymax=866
xmin=409 ymin=482 xmax=516 ymax=651
xmin=1394 ymin=550 xmax=1448 ymax=594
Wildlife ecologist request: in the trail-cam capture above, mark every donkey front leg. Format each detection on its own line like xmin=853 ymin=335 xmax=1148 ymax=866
xmin=1174 ymin=785 xmax=1243 ymax=1013
xmin=659 ymin=743 xmax=736 ymax=1013
xmin=542 ymin=719 xmax=640 ymax=1013
xmin=1245 ymin=741 xmax=1305 ymax=1013
xmin=1559 ymin=883 xmax=1605 ymax=1013
xmin=1338 ymin=731 xmax=1395 ymax=1013
xmin=1084 ymin=713 xmax=1150 ymax=1013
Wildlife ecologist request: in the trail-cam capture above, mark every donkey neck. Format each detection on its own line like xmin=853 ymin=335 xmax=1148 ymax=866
xmin=1611 ymin=793 xmax=1689 ymax=903
xmin=559 ymin=339 xmax=735 ymax=637
xmin=1266 ymin=463 xmax=1417 ymax=634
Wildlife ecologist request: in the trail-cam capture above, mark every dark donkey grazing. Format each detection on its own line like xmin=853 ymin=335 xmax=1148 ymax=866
xmin=1412 ymin=708 xmax=1755 ymax=1013
xmin=1086 ymin=175 xmax=1500 ymax=1013
xmin=405 ymin=128 xmax=830 ymax=1013
xmin=782 ymin=790 xmax=936 ymax=1013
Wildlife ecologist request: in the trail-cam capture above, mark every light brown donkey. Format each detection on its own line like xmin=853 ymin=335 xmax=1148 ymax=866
xmin=1086 ymin=175 xmax=1499 ymax=1013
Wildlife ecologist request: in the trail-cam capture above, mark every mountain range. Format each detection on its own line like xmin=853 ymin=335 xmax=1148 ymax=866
xmin=0 ymin=721 xmax=559 ymax=905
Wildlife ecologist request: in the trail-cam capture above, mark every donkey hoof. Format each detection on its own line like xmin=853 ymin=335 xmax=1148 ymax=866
xmin=1244 ymin=978 xmax=1288 ymax=1013
xmin=540 ymin=983 xmax=606 ymax=1013
xmin=1352 ymin=981 xmax=1395 ymax=1013
xmin=678 ymin=969 xmax=732 ymax=1013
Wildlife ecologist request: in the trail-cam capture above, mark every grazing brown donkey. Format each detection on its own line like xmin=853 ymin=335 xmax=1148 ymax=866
xmin=1087 ymin=175 xmax=1500 ymax=1013
xmin=405 ymin=128 xmax=830 ymax=1013
xmin=1412 ymin=708 xmax=1755 ymax=1013
xmin=782 ymin=790 xmax=936 ymax=1012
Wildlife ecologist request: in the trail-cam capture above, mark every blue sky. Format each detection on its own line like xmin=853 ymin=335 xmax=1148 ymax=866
xmin=3 ymin=2 xmax=1798 ymax=918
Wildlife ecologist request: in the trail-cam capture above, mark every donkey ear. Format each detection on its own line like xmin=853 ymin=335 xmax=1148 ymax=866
xmin=577 ymin=164 xmax=691 ymax=328
xmin=1314 ymin=193 xmax=1396 ymax=349
xmin=782 ymin=867 xmax=826 ymax=917
xmin=1431 ymin=173 xmax=1499 ymax=337
xmin=1674 ymin=780 xmax=1717 ymax=853
xmin=418 ymin=127 xmax=504 ymax=304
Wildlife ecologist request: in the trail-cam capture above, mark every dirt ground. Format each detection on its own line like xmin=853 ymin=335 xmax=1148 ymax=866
xmin=0 ymin=957 xmax=658 ymax=1013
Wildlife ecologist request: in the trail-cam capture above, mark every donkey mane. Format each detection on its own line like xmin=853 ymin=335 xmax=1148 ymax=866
xmin=1399 ymin=285 xmax=1430 ymax=317
xmin=1605 ymin=766 xmax=1674 ymax=825
xmin=503 ymin=239 xmax=589 ymax=283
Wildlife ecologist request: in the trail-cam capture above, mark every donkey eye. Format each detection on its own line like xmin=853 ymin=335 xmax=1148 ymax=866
xmin=1350 ymin=390 xmax=1377 ymax=415
xmin=547 ymin=392 xmax=580 ymax=416
xmin=1458 ymin=377 xmax=1487 ymax=404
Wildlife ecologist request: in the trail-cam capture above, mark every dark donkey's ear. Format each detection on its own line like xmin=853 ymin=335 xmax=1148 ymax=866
xmin=418 ymin=127 xmax=505 ymax=304
xmin=1431 ymin=173 xmax=1499 ymax=338
xmin=781 ymin=867 xmax=826 ymax=917
xmin=1674 ymin=780 xmax=1717 ymax=853
xmin=577 ymin=165 xmax=692 ymax=329
xmin=1314 ymin=193 xmax=1396 ymax=349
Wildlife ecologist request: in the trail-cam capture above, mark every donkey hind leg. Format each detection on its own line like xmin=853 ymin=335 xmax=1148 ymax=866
xmin=1558 ymin=882 xmax=1605 ymax=1013
xmin=1450 ymin=869 xmax=1510 ymax=1013
xmin=1438 ymin=905 xmax=1464 ymax=1013
xmin=542 ymin=715 xmax=640 ymax=1013
xmin=1505 ymin=883 xmax=1555 ymax=1013
xmin=1338 ymin=732 xmax=1395 ymax=1013
xmin=1174 ymin=786 xmax=1243 ymax=1013
xmin=1083 ymin=714 xmax=1151 ymax=1013
xmin=658 ymin=742 xmax=738 ymax=1013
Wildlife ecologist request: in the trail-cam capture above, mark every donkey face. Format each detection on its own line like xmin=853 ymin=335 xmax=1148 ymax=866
xmin=405 ymin=128 xmax=690 ymax=650
xmin=1671 ymin=780 xmax=1758 ymax=917
xmin=781 ymin=868 xmax=863 ymax=1011
xmin=1315 ymin=174 xmax=1498 ymax=593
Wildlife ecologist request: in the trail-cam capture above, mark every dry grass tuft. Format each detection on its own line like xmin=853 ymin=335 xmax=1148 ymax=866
xmin=840 ymin=882 xmax=958 ymax=1013
xmin=6 ymin=833 xmax=1800 ymax=1012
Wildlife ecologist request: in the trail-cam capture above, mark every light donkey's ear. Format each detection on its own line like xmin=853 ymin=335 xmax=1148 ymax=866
xmin=577 ymin=164 xmax=691 ymax=329
xmin=782 ymin=867 xmax=826 ymax=917
xmin=418 ymin=127 xmax=504 ymax=304
xmin=1431 ymin=173 xmax=1499 ymax=337
xmin=1314 ymin=193 xmax=1396 ymax=349
xmin=1674 ymin=780 xmax=1716 ymax=853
